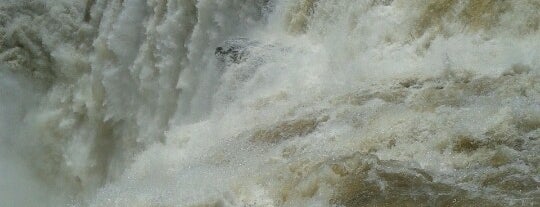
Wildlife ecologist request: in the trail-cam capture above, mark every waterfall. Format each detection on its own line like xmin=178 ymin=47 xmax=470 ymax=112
xmin=0 ymin=0 xmax=538 ymax=206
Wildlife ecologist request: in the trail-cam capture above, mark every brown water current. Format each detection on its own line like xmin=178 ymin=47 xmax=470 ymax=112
xmin=0 ymin=0 xmax=538 ymax=206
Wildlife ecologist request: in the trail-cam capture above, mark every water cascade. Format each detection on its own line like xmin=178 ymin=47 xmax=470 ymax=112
xmin=0 ymin=0 xmax=538 ymax=206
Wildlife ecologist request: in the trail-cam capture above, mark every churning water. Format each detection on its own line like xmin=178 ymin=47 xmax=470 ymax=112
xmin=0 ymin=0 xmax=539 ymax=206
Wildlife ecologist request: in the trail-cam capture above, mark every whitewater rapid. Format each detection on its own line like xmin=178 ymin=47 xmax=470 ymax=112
xmin=0 ymin=0 xmax=539 ymax=206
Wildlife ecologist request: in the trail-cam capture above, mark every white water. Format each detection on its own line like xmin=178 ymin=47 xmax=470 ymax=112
xmin=0 ymin=0 xmax=539 ymax=206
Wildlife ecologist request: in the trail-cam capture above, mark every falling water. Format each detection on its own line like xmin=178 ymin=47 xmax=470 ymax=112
xmin=0 ymin=0 xmax=538 ymax=206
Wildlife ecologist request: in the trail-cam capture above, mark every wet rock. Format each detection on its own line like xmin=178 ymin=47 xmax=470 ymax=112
xmin=215 ymin=38 xmax=258 ymax=64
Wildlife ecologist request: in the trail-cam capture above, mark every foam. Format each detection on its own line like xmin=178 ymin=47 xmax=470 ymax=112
xmin=0 ymin=0 xmax=538 ymax=206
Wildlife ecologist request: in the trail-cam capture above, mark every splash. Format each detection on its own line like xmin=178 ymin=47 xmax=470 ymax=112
xmin=0 ymin=0 xmax=538 ymax=206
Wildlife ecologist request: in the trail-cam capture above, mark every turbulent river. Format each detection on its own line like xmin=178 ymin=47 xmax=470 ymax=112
xmin=0 ymin=0 xmax=539 ymax=206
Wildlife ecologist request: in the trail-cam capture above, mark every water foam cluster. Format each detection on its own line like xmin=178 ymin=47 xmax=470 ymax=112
xmin=0 ymin=0 xmax=538 ymax=206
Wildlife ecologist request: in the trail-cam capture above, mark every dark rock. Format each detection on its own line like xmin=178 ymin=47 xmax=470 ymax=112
xmin=215 ymin=38 xmax=258 ymax=64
